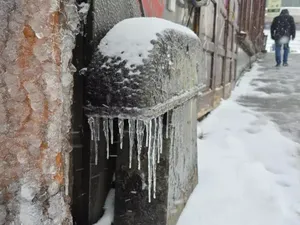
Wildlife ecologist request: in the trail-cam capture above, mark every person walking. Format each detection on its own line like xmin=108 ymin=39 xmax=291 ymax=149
xmin=271 ymin=9 xmax=296 ymax=67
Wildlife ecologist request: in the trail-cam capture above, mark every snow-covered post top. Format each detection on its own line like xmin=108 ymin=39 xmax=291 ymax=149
xmin=85 ymin=17 xmax=205 ymax=119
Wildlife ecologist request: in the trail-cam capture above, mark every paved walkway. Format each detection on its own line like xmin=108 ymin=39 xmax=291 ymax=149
xmin=236 ymin=53 xmax=300 ymax=143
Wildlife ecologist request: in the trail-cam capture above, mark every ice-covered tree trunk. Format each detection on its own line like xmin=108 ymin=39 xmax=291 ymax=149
xmin=0 ymin=0 xmax=78 ymax=224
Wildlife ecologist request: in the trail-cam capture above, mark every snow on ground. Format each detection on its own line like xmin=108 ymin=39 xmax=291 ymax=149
xmin=177 ymin=64 xmax=300 ymax=225
xmin=93 ymin=188 xmax=115 ymax=225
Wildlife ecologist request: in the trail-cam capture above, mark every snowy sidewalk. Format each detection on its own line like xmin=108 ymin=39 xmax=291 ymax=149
xmin=177 ymin=54 xmax=300 ymax=225
xmin=237 ymin=53 xmax=300 ymax=143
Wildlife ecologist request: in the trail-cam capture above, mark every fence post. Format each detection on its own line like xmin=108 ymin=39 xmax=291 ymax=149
xmin=85 ymin=18 xmax=205 ymax=225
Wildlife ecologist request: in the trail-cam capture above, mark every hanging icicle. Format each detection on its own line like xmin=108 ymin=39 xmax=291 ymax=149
xmin=94 ymin=117 xmax=100 ymax=165
xmin=170 ymin=117 xmax=175 ymax=154
xmin=157 ymin=115 xmax=163 ymax=163
xmin=145 ymin=121 xmax=149 ymax=147
xmin=152 ymin=118 xmax=158 ymax=199
xmin=88 ymin=117 xmax=99 ymax=165
xmin=166 ymin=111 xmax=170 ymax=139
xmin=118 ymin=119 xmax=124 ymax=149
xmin=103 ymin=118 xmax=110 ymax=159
xmin=88 ymin=109 xmax=175 ymax=202
xmin=109 ymin=118 xmax=114 ymax=145
xmin=88 ymin=117 xmax=95 ymax=140
xmin=96 ymin=117 xmax=100 ymax=141
xmin=128 ymin=119 xmax=136 ymax=169
xmin=148 ymin=119 xmax=153 ymax=203
xmin=136 ymin=120 xmax=145 ymax=170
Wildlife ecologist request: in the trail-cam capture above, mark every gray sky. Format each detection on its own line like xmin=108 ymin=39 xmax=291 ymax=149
xmin=267 ymin=0 xmax=300 ymax=6
xmin=282 ymin=0 xmax=300 ymax=6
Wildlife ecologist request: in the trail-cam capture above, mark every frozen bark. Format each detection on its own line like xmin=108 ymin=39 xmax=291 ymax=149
xmin=0 ymin=0 xmax=78 ymax=224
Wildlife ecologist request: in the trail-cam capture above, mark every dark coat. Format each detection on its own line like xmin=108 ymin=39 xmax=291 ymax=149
xmin=270 ymin=9 xmax=296 ymax=41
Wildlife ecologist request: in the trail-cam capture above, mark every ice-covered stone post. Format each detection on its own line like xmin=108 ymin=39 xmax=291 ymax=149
xmin=85 ymin=18 xmax=205 ymax=225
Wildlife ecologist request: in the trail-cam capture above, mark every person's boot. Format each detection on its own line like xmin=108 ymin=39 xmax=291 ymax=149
xmin=283 ymin=62 xmax=289 ymax=66
xmin=275 ymin=63 xmax=281 ymax=67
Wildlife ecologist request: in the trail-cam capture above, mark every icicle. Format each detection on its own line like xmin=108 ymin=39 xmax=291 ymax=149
xmin=170 ymin=118 xmax=175 ymax=153
xmin=96 ymin=117 xmax=100 ymax=141
xmin=94 ymin=117 xmax=99 ymax=165
xmin=103 ymin=118 xmax=110 ymax=159
xmin=94 ymin=137 xmax=98 ymax=164
xmin=148 ymin=119 xmax=153 ymax=203
xmin=166 ymin=111 xmax=170 ymax=139
xmin=159 ymin=116 xmax=163 ymax=154
xmin=152 ymin=118 xmax=157 ymax=157
xmin=88 ymin=117 xmax=99 ymax=165
xmin=88 ymin=117 xmax=95 ymax=140
xmin=152 ymin=118 xmax=158 ymax=199
xmin=128 ymin=119 xmax=136 ymax=169
xmin=136 ymin=120 xmax=145 ymax=170
xmin=118 ymin=119 xmax=124 ymax=149
xmin=109 ymin=118 xmax=114 ymax=144
xmin=157 ymin=115 xmax=163 ymax=163
xmin=145 ymin=121 xmax=149 ymax=147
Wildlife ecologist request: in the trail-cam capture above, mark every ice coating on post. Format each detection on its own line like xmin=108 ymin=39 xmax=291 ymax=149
xmin=136 ymin=120 xmax=145 ymax=169
xmin=103 ymin=118 xmax=110 ymax=159
xmin=118 ymin=119 xmax=124 ymax=149
xmin=128 ymin=119 xmax=136 ymax=168
xmin=165 ymin=99 xmax=198 ymax=223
